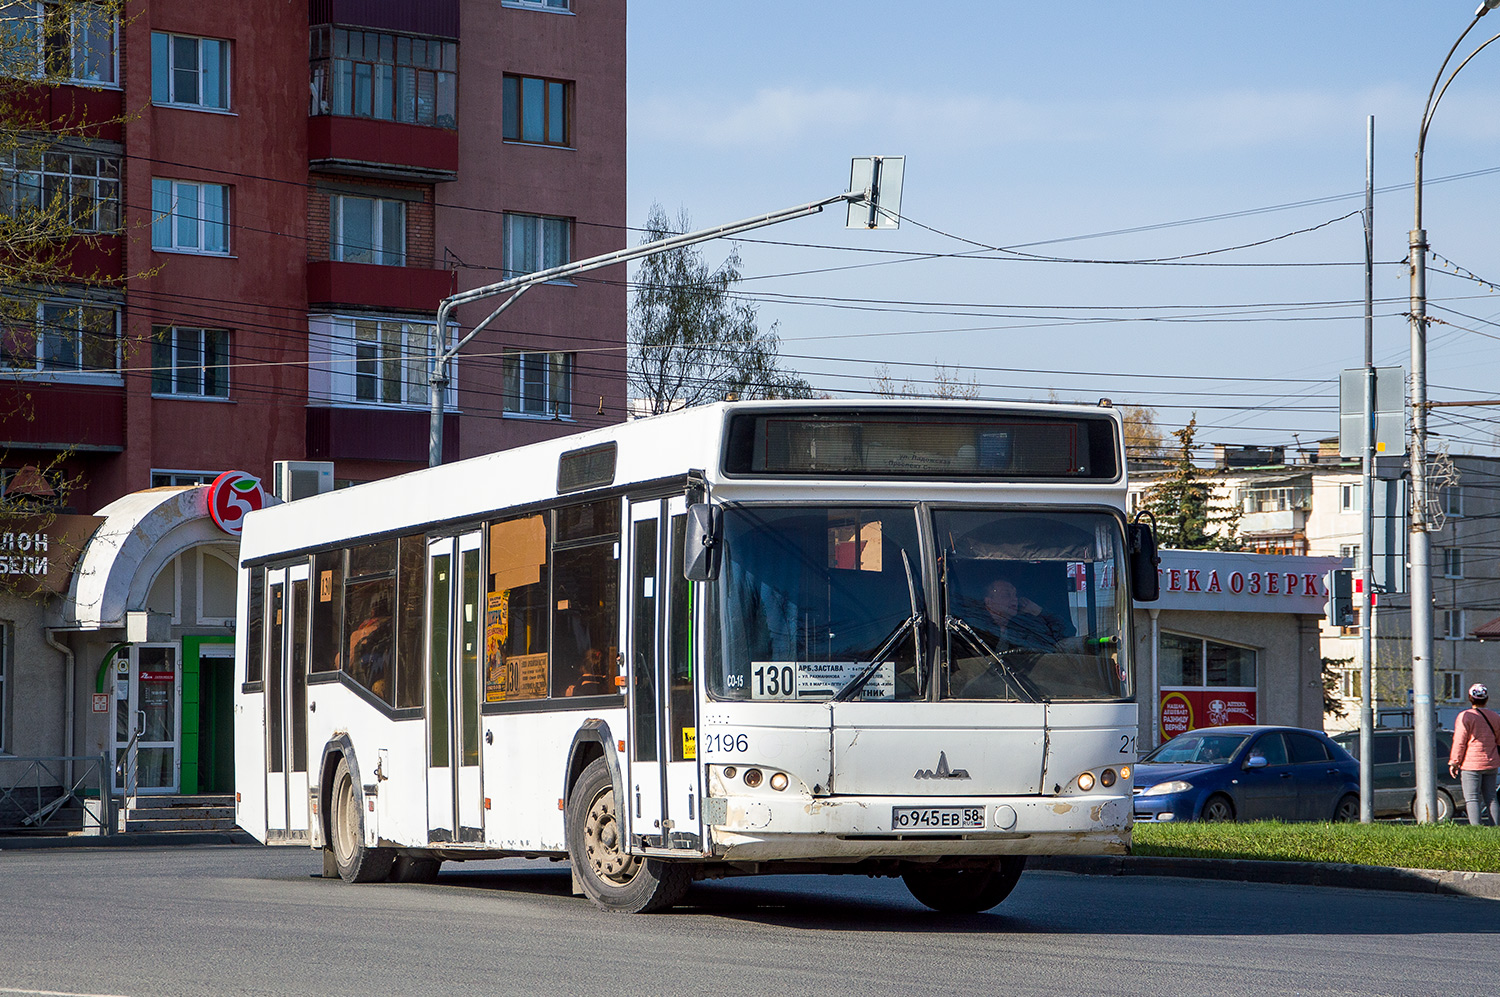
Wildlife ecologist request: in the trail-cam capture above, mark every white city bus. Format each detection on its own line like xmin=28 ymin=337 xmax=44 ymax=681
xmin=235 ymin=400 xmax=1159 ymax=913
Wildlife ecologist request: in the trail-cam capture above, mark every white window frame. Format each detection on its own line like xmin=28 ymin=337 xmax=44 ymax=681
xmin=1339 ymin=544 xmax=1361 ymax=569
xmin=150 ymin=31 xmax=230 ymax=110
xmin=1438 ymin=670 xmax=1465 ymax=703
xmin=329 ymin=194 xmax=406 ymax=266
xmin=1442 ymin=547 xmax=1463 ymax=579
xmin=150 ymin=469 xmax=219 ymax=488
xmin=151 ymin=178 xmax=230 ymax=255
xmin=1340 ymin=482 xmax=1361 ymax=512
xmin=151 ymin=326 xmax=229 ymax=399
xmin=2 ymin=297 xmax=120 ymax=378
xmin=197 ymin=549 xmax=237 ymax=626
xmin=501 ymin=0 xmax=572 ymax=11
xmin=0 ymin=1 xmax=118 ymax=86
xmin=1442 ymin=609 xmax=1464 ymax=641
xmin=1444 ymin=486 xmax=1463 ymax=518
xmin=1 ymin=145 xmax=121 ymax=233
xmin=502 ymin=212 xmax=571 ymax=278
xmin=1340 ymin=665 xmax=1361 ymax=701
xmin=502 ymin=349 xmax=572 ymax=419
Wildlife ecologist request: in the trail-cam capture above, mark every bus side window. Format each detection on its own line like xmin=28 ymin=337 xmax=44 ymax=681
xmin=486 ymin=514 xmax=550 ymax=702
xmin=310 ymin=550 xmax=343 ymax=674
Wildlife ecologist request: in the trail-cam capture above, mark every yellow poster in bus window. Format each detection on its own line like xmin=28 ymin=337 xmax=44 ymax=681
xmin=681 ymin=726 xmax=696 ymax=760
xmin=484 ymin=591 xmax=509 ymax=702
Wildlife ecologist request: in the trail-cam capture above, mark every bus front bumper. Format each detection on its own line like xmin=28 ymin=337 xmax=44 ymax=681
xmin=705 ymin=792 xmax=1131 ymax=861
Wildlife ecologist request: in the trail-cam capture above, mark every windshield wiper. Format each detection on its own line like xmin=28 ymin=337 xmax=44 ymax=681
xmin=944 ymin=615 xmax=1041 ymax=703
xmin=833 ymin=550 xmax=924 ymax=703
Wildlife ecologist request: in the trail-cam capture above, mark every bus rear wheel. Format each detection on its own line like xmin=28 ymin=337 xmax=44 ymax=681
xmin=330 ymin=756 xmax=394 ymax=883
xmin=902 ymin=857 xmax=1026 ymax=913
xmin=566 ymin=757 xmax=688 ymax=913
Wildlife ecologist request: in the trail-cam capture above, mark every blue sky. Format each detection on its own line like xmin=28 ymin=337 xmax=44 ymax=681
xmin=625 ymin=2 xmax=1500 ymax=453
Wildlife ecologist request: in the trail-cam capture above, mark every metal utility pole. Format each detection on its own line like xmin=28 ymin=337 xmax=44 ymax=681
xmin=1407 ymin=0 xmax=1500 ymax=822
xmin=1359 ymin=115 xmax=1375 ymax=823
xmin=426 ymin=157 xmax=905 ymax=467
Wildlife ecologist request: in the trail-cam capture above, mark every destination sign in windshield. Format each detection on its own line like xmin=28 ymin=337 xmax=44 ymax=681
xmin=724 ymin=410 xmax=1119 ymax=480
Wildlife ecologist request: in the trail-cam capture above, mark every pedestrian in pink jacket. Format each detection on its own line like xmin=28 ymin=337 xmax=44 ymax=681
xmin=1448 ymin=683 xmax=1500 ymax=826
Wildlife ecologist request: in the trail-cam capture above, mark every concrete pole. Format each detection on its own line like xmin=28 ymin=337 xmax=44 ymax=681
xmin=1360 ymin=115 xmax=1375 ymax=822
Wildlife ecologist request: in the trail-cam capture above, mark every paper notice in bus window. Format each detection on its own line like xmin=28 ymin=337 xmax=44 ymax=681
xmin=827 ymin=518 xmax=883 ymax=572
xmin=489 ymin=515 xmax=545 ymax=594
xmin=487 ymin=651 xmax=549 ymax=702
xmin=750 ymin=661 xmax=895 ymax=700
xmin=682 ymin=727 xmax=696 ymax=760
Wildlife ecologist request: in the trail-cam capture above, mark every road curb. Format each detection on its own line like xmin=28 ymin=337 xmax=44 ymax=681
xmin=0 ymin=830 xmax=258 ymax=850
xmin=1030 ymin=854 xmax=1500 ymax=900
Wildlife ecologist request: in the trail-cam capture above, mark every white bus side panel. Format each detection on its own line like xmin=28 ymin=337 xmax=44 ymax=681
xmin=483 ymin=708 xmax=626 ymax=852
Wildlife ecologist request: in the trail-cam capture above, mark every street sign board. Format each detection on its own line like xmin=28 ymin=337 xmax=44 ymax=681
xmin=1339 ymin=366 xmax=1406 ymax=458
xmin=847 ymin=156 xmax=904 ymax=229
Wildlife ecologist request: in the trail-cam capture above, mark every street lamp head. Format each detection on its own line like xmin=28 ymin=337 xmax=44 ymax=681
xmin=1479 ymin=0 xmax=1500 ymax=16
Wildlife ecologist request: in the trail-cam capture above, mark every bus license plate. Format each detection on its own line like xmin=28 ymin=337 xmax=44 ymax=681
xmin=891 ymin=806 xmax=986 ymax=830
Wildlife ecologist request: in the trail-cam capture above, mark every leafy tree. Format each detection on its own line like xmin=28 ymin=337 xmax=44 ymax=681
xmin=1139 ymin=416 xmax=1242 ymax=550
xmin=1122 ymin=405 xmax=1167 ymax=462
xmin=872 ymin=362 xmax=980 ymax=400
xmin=628 ymin=204 xmax=812 ymax=415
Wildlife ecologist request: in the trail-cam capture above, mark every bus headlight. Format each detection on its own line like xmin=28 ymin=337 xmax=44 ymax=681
xmin=768 ymin=772 xmax=789 ymax=792
xmin=1077 ymin=771 xmax=1096 ymax=791
xmin=1100 ymin=768 xmax=1117 ymax=788
xmin=743 ymin=768 xmax=764 ymax=788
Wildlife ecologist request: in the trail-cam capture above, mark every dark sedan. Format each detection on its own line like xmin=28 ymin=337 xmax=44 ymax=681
xmin=1133 ymin=726 xmax=1360 ymax=823
xmin=1331 ymin=728 xmax=1462 ymax=821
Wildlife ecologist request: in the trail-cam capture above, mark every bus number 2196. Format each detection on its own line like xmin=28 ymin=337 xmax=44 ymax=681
xmin=703 ymin=732 xmax=749 ymax=754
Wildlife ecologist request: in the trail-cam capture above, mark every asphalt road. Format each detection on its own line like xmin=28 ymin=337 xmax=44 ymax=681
xmin=0 ymin=845 xmax=1494 ymax=997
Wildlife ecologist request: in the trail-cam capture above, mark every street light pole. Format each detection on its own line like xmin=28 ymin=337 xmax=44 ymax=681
xmin=1407 ymin=0 xmax=1500 ymax=822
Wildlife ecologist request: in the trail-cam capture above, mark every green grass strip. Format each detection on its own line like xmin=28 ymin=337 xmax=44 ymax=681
xmin=1133 ymin=821 xmax=1500 ymax=874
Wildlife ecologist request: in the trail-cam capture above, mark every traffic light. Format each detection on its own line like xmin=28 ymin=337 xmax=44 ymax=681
xmin=1325 ymin=568 xmax=1354 ymax=628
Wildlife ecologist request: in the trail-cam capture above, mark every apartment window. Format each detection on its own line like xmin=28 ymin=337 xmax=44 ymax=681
xmin=1445 ymin=486 xmax=1463 ymax=517
xmin=1 ymin=1 xmax=117 ymax=84
xmin=503 ymin=350 xmax=572 ymax=418
xmin=1442 ymin=547 xmax=1463 ymax=579
xmin=151 ymin=469 xmax=218 ymax=487
xmin=504 ymin=0 xmax=571 ymax=9
xmin=1 ymin=299 xmax=117 ymax=373
xmin=1340 ymin=483 xmax=1362 ymax=512
xmin=354 ymin=318 xmax=430 ymax=406
xmin=1340 ymin=666 xmax=1361 ymax=701
xmin=503 ymin=213 xmax=570 ymax=277
xmin=151 ymin=326 xmax=228 ymax=398
xmin=151 ymin=179 xmax=229 ymax=254
xmin=1339 ymin=544 xmax=1361 ymax=569
xmin=1240 ymin=486 xmax=1309 ymax=513
xmin=1442 ymin=609 xmax=1464 ymax=640
xmin=330 ymin=195 xmax=405 ymax=266
xmin=502 ymin=75 xmax=569 ymax=146
xmin=151 ymin=32 xmax=229 ymax=109
xmin=1 ymin=146 xmax=119 ymax=232
xmin=1439 ymin=671 xmax=1465 ymax=702
xmin=309 ymin=26 xmax=457 ymax=129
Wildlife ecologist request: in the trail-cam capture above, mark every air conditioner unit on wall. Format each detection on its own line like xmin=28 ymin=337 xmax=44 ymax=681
xmin=273 ymin=460 xmax=334 ymax=501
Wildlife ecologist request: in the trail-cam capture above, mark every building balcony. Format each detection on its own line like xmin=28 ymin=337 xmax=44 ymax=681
xmin=307 ymin=260 xmax=454 ymax=313
xmin=0 ymin=380 xmax=124 ymax=451
xmin=8 ymin=82 xmax=124 ymax=141
xmin=1240 ymin=509 xmax=1306 ymax=535
xmin=306 ymin=405 xmax=458 ymax=464
xmin=308 ymin=116 xmax=459 ymax=182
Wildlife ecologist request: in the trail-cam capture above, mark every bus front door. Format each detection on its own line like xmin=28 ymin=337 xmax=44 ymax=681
xmin=425 ymin=532 xmax=485 ymax=844
xmin=627 ymin=496 xmax=702 ymax=853
xmin=265 ymin=564 xmax=311 ymax=842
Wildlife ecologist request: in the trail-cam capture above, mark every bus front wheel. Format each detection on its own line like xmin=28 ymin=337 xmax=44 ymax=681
xmin=903 ymin=857 xmax=1026 ymax=913
xmin=330 ymin=756 xmax=394 ymax=883
xmin=566 ymin=757 xmax=688 ymax=913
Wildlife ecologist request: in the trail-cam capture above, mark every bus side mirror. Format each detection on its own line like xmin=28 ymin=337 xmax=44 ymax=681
xmin=1128 ymin=519 xmax=1160 ymax=602
xmin=684 ymin=504 xmax=722 ymax=582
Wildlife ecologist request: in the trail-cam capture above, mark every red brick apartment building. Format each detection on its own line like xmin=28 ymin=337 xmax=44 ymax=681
xmin=4 ymin=0 xmax=628 ymax=512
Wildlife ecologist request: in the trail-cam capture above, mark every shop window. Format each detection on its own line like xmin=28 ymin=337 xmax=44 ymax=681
xmin=151 ymin=32 xmax=229 ymax=109
xmin=309 ymin=26 xmax=457 ymax=129
xmin=485 ymin=514 xmax=550 ymax=702
xmin=1160 ymin=632 xmax=1257 ymax=688
xmin=152 ymin=326 xmax=229 ymax=397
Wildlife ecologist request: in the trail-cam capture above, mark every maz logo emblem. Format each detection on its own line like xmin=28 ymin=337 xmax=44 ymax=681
xmin=914 ymin=751 xmax=970 ymax=780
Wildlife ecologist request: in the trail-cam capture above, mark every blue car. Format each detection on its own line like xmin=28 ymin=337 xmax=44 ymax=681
xmin=1133 ymin=725 xmax=1360 ymax=823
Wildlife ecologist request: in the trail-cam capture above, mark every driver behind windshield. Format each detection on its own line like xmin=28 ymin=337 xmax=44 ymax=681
xmin=951 ymin=569 xmax=1073 ymax=698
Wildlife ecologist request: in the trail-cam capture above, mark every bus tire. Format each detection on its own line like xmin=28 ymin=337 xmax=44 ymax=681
xmin=330 ymin=756 xmax=394 ymax=883
xmin=390 ymin=855 xmax=442 ymax=883
xmin=902 ymin=856 xmax=1026 ymax=913
xmin=566 ymin=757 xmax=689 ymax=913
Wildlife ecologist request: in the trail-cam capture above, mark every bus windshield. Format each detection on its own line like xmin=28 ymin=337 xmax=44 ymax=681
xmin=707 ymin=505 xmax=1130 ymax=703
xmin=938 ymin=509 xmax=1128 ymax=702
